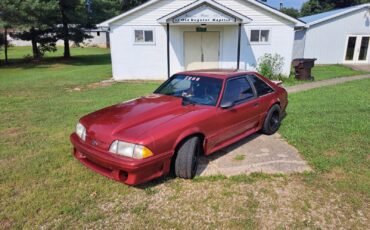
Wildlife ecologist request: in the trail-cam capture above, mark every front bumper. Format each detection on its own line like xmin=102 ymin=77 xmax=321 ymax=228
xmin=70 ymin=133 xmax=172 ymax=185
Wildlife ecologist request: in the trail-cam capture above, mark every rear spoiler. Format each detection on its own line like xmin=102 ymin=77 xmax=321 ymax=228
xmin=271 ymin=80 xmax=283 ymax=86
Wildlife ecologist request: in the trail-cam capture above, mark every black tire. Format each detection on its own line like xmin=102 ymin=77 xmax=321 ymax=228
xmin=262 ymin=104 xmax=281 ymax=135
xmin=174 ymin=136 xmax=201 ymax=179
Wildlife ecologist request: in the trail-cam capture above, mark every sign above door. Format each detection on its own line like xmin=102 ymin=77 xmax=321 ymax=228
xmin=173 ymin=5 xmax=236 ymax=24
xmin=157 ymin=0 xmax=252 ymax=25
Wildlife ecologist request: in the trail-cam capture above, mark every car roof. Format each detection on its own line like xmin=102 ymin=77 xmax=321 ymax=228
xmin=176 ymin=69 xmax=258 ymax=80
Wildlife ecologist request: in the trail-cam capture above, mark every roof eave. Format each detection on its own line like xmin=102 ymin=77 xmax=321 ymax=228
xmin=245 ymin=0 xmax=306 ymax=25
xmin=99 ymin=0 xmax=308 ymax=27
xmin=99 ymin=0 xmax=161 ymax=26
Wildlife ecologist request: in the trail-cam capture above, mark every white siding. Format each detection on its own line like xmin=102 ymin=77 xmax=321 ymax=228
xmin=240 ymin=24 xmax=295 ymax=75
xmin=84 ymin=32 xmax=109 ymax=48
xmin=8 ymin=32 xmax=108 ymax=48
xmin=110 ymin=25 xmax=168 ymax=79
xmin=303 ymin=8 xmax=370 ymax=64
xmin=292 ymin=29 xmax=306 ymax=59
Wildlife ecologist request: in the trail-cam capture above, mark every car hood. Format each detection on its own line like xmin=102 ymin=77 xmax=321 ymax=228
xmin=81 ymin=94 xmax=200 ymax=145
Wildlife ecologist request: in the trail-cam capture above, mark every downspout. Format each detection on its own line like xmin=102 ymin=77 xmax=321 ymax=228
xmin=237 ymin=23 xmax=242 ymax=70
xmin=167 ymin=23 xmax=170 ymax=78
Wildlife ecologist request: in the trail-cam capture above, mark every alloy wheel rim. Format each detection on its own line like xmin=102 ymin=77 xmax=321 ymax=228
xmin=270 ymin=111 xmax=280 ymax=131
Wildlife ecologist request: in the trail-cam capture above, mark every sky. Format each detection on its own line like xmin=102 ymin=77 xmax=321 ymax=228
xmin=263 ymin=0 xmax=309 ymax=9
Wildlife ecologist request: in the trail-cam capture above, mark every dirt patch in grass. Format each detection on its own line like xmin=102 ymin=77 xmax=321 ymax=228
xmin=66 ymin=81 xmax=114 ymax=92
xmin=49 ymin=63 xmax=68 ymax=69
xmin=0 ymin=128 xmax=23 ymax=138
xmin=116 ymin=80 xmax=164 ymax=84
xmin=0 ymin=218 xmax=13 ymax=229
xmin=321 ymin=168 xmax=347 ymax=181
xmin=87 ymin=82 xmax=115 ymax=89
xmin=68 ymin=79 xmax=162 ymax=92
xmin=323 ymin=150 xmax=338 ymax=157
xmin=46 ymin=177 xmax=368 ymax=229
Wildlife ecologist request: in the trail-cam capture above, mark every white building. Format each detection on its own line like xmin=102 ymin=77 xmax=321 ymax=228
xmin=100 ymin=0 xmax=304 ymax=80
xmin=6 ymin=27 xmax=109 ymax=48
xmin=294 ymin=4 xmax=370 ymax=65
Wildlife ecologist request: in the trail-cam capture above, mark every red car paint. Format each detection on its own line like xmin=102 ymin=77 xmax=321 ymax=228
xmin=71 ymin=70 xmax=288 ymax=185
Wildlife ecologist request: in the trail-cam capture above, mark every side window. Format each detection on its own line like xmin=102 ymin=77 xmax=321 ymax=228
xmin=221 ymin=77 xmax=254 ymax=105
xmin=134 ymin=29 xmax=155 ymax=44
xmin=249 ymin=75 xmax=274 ymax=97
xmin=250 ymin=29 xmax=270 ymax=43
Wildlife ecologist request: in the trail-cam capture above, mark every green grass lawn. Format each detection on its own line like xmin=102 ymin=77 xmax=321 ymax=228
xmin=0 ymin=47 xmax=369 ymax=228
xmin=283 ymin=64 xmax=368 ymax=86
xmin=2 ymin=46 xmax=111 ymax=61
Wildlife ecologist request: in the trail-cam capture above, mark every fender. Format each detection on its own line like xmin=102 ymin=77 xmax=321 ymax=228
xmin=269 ymin=97 xmax=280 ymax=109
xmin=172 ymin=126 xmax=205 ymax=153
xmin=257 ymin=96 xmax=280 ymax=130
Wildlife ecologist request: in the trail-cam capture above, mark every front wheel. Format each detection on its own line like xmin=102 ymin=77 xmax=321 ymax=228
xmin=174 ymin=136 xmax=201 ymax=179
xmin=262 ymin=104 xmax=281 ymax=135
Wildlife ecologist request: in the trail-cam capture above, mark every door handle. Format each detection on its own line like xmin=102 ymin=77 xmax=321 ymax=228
xmin=253 ymin=103 xmax=259 ymax=107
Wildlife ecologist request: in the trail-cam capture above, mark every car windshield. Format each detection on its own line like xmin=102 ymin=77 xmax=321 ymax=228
xmin=154 ymin=75 xmax=223 ymax=106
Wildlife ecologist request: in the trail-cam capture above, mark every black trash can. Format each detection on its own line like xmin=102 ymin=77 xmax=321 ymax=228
xmin=292 ymin=58 xmax=317 ymax=81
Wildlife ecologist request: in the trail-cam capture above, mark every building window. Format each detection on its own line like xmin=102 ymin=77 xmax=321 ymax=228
xmin=134 ymin=29 xmax=155 ymax=44
xmin=250 ymin=30 xmax=270 ymax=43
xmin=97 ymin=32 xmax=100 ymax=36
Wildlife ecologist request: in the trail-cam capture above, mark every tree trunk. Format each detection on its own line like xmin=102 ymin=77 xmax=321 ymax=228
xmin=60 ymin=1 xmax=71 ymax=58
xmin=30 ymin=27 xmax=41 ymax=59
xmin=63 ymin=32 xmax=70 ymax=58
xmin=4 ymin=28 xmax=9 ymax=65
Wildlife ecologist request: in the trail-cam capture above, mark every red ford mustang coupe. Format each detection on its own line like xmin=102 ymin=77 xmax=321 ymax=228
xmin=70 ymin=70 xmax=288 ymax=185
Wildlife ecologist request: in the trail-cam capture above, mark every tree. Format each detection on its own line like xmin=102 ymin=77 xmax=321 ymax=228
xmin=121 ymin=0 xmax=148 ymax=12
xmin=327 ymin=0 xmax=370 ymax=8
xmin=0 ymin=20 xmax=10 ymax=65
xmin=0 ymin=0 xmax=59 ymax=59
xmin=89 ymin=0 xmax=122 ymax=23
xmin=0 ymin=2 xmax=19 ymax=64
xmin=281 ymin=7 xmax=301 ymax=18
xmin=56 ymin=0 xmax=135 ymax=58
xmin=14 ymin=28 xmax=58 ymax=58
xmin=301 ymin=0 xmax=370 ymax=16
xmin=57 ymin=0 xmax=97 ymax=58
xmin=0 ymin=31 xmax=6 ymax=65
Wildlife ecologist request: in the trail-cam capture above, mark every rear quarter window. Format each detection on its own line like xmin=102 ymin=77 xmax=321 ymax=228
xmin=249 ymin=75 xmax=274 ymax=97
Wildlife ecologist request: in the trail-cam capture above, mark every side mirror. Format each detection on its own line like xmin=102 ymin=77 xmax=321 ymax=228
xmin=220 ymin=101 xmax=235 ymax=109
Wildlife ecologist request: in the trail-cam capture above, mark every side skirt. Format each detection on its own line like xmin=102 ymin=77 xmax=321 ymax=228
xmin=205 ymin=127 xmax=259 ymax=156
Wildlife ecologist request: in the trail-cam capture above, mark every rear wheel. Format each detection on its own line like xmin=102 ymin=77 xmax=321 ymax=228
xmin=262 ymin=104 xmax=281 ymax=135
xmin=174 ymin=136 xmax=201 ymax=179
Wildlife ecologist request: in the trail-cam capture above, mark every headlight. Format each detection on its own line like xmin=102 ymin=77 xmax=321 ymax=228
xmin=109 ymin=140 xmax=153 ymax=159
xmin=76 ymin=122 xmax=86 ymax=141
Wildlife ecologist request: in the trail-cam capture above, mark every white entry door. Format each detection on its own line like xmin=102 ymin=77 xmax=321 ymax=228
xmin=184 ymin=32 xmax=220 ymax=70
xmin=344 ymin=35 xmax=370 ymax=63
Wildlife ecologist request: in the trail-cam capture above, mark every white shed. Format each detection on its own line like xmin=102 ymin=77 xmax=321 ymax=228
xmin=294 ymin=4 xmax=370 ymax=65
xmin=100 ymin=0 xmax=304 ymax=80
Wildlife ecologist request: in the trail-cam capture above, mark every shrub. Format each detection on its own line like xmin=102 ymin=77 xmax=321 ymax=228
xmin=257 ymin=53 xmax=285 ymax=80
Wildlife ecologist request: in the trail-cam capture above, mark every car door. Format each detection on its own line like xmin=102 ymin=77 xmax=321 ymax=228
xmin=247 ymin=75 xmax=276 ymax=119
xmin=215 ymin=76 xmax=260 ymax=145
